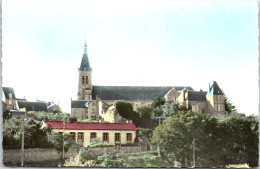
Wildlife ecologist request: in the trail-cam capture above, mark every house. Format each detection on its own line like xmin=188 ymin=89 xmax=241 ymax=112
xmin=41 ymin=121 xmax=138 ymax=147
xmin=17 ymin=100 xmax=48 ymax=112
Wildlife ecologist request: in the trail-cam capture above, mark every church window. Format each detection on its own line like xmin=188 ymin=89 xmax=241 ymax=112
xmin=82 ymin=76 xmax=85 ymax=84
xmin=86 ymin=76 xmax=89 ymax=84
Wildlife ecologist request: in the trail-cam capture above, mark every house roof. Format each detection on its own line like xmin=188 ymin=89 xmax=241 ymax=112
xmin=43 ymin=121 xmax=139 ymax=131
xmin=2 ymin=87 xmax=16 ymax=99
xmin=187 ymin=91 xmax=207 ymax=101
xmin=207 ymin=81 xmax=224 ymax=95
xmin=17 ymin=101 xmax=48 ymax=112
xmin=92 ymin=86 xmax=193 ymax=101
xmin=71 ymin=100 xmax=94 ymax=108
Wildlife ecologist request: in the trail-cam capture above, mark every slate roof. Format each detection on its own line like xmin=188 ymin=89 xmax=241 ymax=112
xmin=2 ymin=87 xmax=16 ymax=99
xmin=79 ymin=43 xmax=92 ymax=71
xmin=92 ymin=86 xmax=193 ymax=101
xmin=187 ymin=91 xmax=207 ymax=101
xmin=71 ymin=100 xmax=93 ymax=108
xmin=207 ymin=81 xmax=224 ymax=95
xmin=17 ymin=101 xmax=48 ymax=112
xmin=43 ymin=121 xmax=138 ymax=131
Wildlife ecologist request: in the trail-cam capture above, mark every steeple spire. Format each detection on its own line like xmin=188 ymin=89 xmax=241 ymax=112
xmin=84 ymin=40 xmax=87 ymax=54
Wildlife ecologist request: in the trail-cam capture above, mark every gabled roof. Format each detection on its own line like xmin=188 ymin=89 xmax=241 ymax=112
xmin=92 ymin=86 xmax=192 ymax=101
xmin=17 ymin=101 xmax=48 ymax=112
xmin=71 ymin=100 xmax=93 ymax=108
xmin=187 ymin=91 xmax=207 ymax=101
xmin=2 ymin=87 xmax=16 ymax=99
xmin=207 ymin=81 xmax=224 ymax=95
xmin=43 ymin=121 xmax=138 ymax=131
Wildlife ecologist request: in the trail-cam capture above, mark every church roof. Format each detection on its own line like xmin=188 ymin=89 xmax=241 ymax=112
xmin=43 ymin=121 xmax=139 ymax=131
xmin=79 ymin=42 xmax=92 ymax=71
xmin=71 ymin=100 xmax=93 ymax=108
xmin=17 ymin=101 xmax=48 ymax=112
xmin=92 ymin=86 xmax=193 ymax=101
xmin=207 ymin=81 xmax=224 ymax=95
xmin=2 ymin=87 xmax=16 ymax=99
xmin=187 ymin=91 xmax=207 ymax=101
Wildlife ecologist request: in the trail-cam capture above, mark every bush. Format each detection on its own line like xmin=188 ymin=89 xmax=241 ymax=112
xmin=80 ymin=150 xmax=91 ymax=164
xmin=89 ymin=138 xmax=103 ymax=147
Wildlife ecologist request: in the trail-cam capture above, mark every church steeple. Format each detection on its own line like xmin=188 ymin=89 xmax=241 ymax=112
xmin=78 ymin=41 xmax=93 ymax=101
xmin=79 ymin=41 xmax=92 ymax=71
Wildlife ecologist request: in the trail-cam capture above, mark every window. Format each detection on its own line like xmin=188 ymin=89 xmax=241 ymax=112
xmin=70 ymin=132 xmax=76 ymax=141
xmin=218 ymin=105 xmax=221 ymax=111
xmin=115 ymin=133 xmax=121 ymax=142
xmin=103 ymin=133 xmax=109 ymax=142
xmin=217 ymin=95 xmax=221 ymax=102
xmin=126 ymin=133 xmax=132 ymax=142
xmin=78 ymin=132 xmax=84 ymax=142
xmin=82 ymin=76 xmax=85 ymax=84
xmin=90 ymin=132 xmax=97 ymax=142
xmin=86 ymin=76 xmax=89 ymax=84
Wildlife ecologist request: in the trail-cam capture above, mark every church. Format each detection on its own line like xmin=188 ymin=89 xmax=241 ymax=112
xmin=71 ymin=42 xmax=226 ymax=121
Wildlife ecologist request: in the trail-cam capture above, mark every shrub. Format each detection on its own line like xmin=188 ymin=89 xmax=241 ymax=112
xmin=80 ymin=150 xmax=91 ymax=164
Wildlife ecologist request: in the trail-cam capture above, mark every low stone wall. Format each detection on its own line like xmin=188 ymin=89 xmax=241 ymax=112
xmin=3 ymin=147 xmax=79 ymax=165
xmin=85 ymin=145 xmax=146 ymax=158
xmin=3 ymin=145 xmax=156 ymax=165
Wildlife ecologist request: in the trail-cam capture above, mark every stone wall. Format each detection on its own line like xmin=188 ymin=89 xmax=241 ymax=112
xmin=3 ymin=145 xmax=155 ymax=165
xmin=86 ymin=145 xmax=149 ymax=158
xmin=3 ymin=147 xmax=79 ymax=165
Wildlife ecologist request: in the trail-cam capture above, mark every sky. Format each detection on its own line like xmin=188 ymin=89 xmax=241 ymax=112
xmin=2 ymin=0 xmax=259 ymax=115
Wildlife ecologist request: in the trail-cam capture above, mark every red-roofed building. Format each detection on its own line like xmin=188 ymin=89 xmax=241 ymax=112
xmin=42 ymin=121 xmax=138 ymax=147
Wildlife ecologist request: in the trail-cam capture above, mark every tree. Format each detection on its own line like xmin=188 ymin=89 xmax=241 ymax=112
xmin=116 ymin=101 xmax=139 ymax=120
xmin=46 ymin=132 xmax=75 ymax=153
xmin=151 ymin=108 xmax=259 ymax=167
xmin=137 ymin=106 xmax=153 ymax=120
xmin=153 ymin=96 xmax=166 ymax=108
xmin=90 ymin=138 xmax=103 ymax=147
xmin=225 ymin=99 xmax=236 ymax=114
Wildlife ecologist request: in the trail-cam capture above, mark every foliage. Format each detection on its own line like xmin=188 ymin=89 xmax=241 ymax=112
xmin=138 ymin=127 xmax=154 ymax=142
xmin=80 ymin=150 xmax=91 ymax=164
xmin=153 ymin=96 xmax=166 ymax=108
xmin=3 ymin=110 xmax=11 ymax=120
xmin=27 ymin=111 xmax=70 ymax=121
xmin=137 ymin=106 xmax=153 ymax=120
xmin=96 ymin=151 xmax=174 ymax=167
xmin=3 ymin=117 xmax=53 ymax=149
xmin=115 ymin=101 xmax=139 ymax=120
xmin=89 ymin=138 xmax=103 ymax=147
xmin=69 ymin=116 xmax=78 ymax=122
xmin=225 ymin=98 xmax=236 ymax=114
xmin=151 ymin=109 xmax=259 ymax=167
xmin=46 ymin=132 xmax=75 ymax=153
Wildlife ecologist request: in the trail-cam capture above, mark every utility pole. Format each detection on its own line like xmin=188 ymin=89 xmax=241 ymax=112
xmin=62 ymin=120 xmax=65 ymax=159
xmin=21 ymin=108 xmax=26 ymax=166
xmin=193 ymin=137 xmax=196 ymax=167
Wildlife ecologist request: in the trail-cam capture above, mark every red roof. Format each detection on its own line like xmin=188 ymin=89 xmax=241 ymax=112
xmin=43 ymin=121 xmax=138 ymax=131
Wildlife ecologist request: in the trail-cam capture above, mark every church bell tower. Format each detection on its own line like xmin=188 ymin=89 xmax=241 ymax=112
xmin=77 ymin=41 xmax=92 ymax=100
